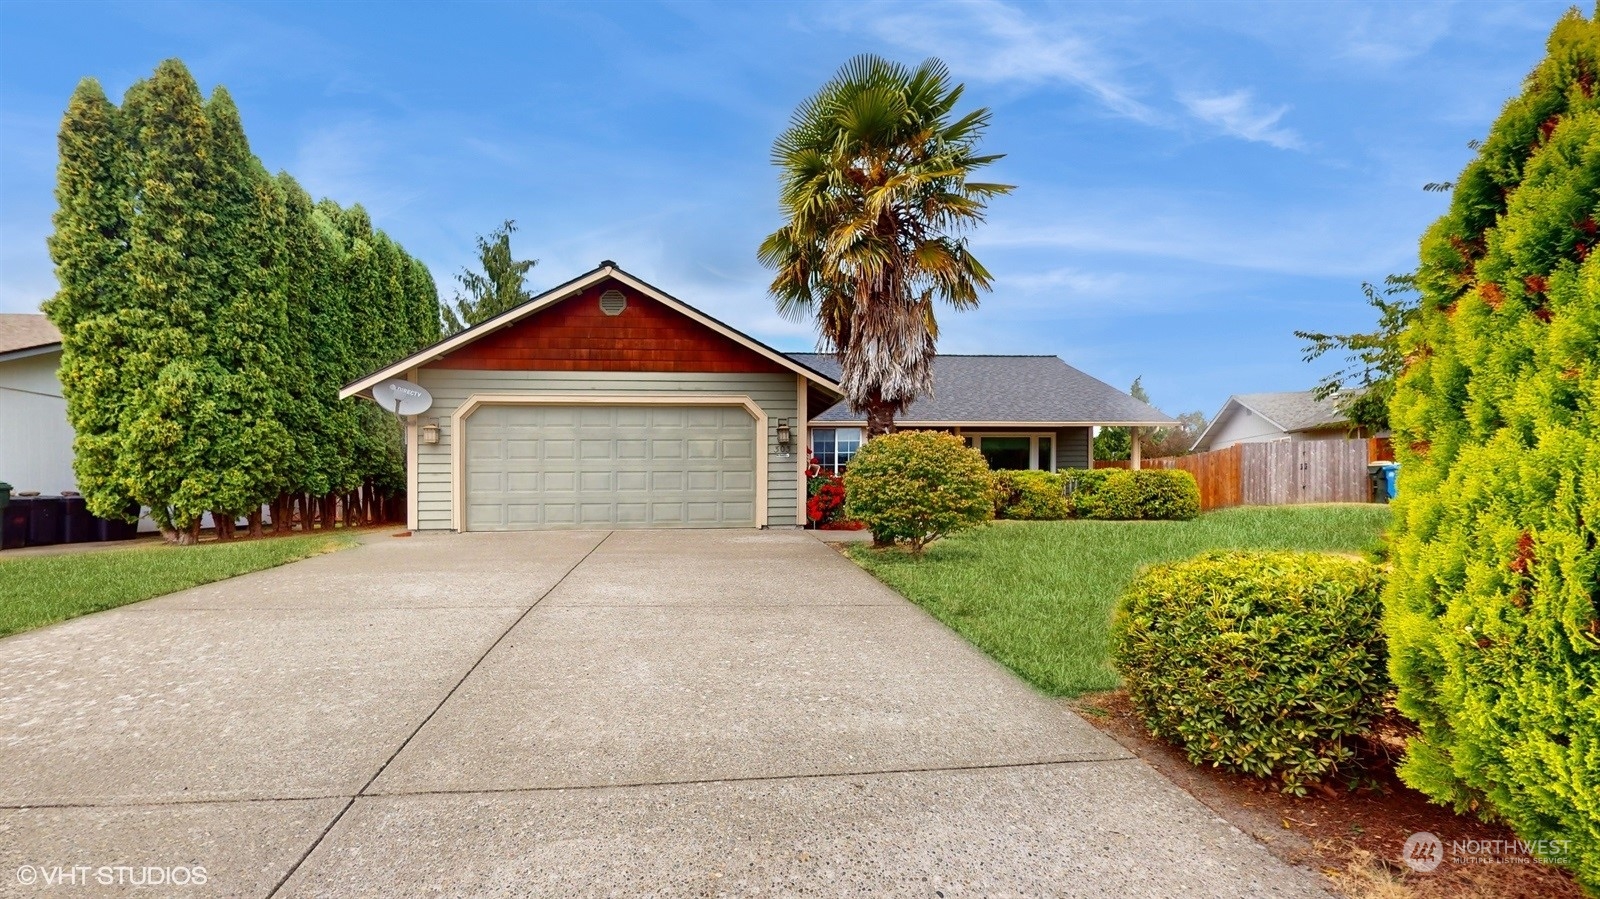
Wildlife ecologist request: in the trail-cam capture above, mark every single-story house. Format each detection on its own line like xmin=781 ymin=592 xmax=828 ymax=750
xmin=1190 ymin=391 xmax=1353 ymax=453
xmin=791 ymin=353 xmax=1174 ymax=474
xmin=341 ymin=263 xmax=1175 ymax=532
xmin=0 ymin=314 xmax=75 ymax=495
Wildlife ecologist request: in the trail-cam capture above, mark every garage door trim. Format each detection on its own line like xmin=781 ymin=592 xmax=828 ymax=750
xmin=450 ymin=393 xmax=768 ymax=531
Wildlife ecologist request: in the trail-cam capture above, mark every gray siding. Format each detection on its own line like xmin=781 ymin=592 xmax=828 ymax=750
xmin=1055 ymin=427 xmax=1092 ymax=470
xmin=414 ymin=369 xmax=800 ymax=531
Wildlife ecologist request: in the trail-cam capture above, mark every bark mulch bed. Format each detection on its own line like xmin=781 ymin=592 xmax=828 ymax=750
xmin=1069 ymin=691 xmax=1586 ymax=899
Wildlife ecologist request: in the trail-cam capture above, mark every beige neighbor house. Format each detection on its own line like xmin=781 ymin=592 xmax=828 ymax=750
xmin=342 ymin=263 xmax=1174 ymax=532
xmin=1189 ymin=391 xmax=1354 ymax=453
xmin=0 ymin=314 xmax=74 ymax=495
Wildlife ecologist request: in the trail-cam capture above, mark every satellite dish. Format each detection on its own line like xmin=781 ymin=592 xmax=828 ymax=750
xmin=372 ymin=378 xmax=433 ymax=416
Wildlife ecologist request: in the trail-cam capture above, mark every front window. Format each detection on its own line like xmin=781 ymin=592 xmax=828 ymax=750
xmin=810 ymin=427 xmax=863 ymax=473
xmin=970 ymin=434 xmax=1056 ymax=471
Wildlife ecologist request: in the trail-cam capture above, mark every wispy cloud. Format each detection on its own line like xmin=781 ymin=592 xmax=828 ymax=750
xmin=1181 ymin=90 xmax=1303 ymax=150
xmin=835 ymin=0 xmax=1161 ymax=124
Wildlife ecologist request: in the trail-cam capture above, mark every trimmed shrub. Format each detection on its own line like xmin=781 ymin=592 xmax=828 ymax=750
xmin=1064 ymin=468 xmax=1200 ymax=521
xmin=844 ymin=431 xmax=992 ymax=552
xmin=1384 ymin=10 xmax=1600 ymax=885
xmin=992 ymin=470 xmax=1071 ymax=520
xmin=1111 ymin=551 xmax=1389 ymax=795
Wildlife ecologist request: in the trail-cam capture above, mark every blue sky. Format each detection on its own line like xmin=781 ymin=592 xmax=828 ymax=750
xmin=0 ymin=0 xmax=1576 ymax=418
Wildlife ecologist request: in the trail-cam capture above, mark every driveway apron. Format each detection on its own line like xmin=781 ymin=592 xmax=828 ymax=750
xmin=0 ymin=529 xmax=1330 ymax=898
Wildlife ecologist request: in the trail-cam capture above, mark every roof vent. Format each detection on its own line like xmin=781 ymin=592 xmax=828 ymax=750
xmin=599 ymin=289 xmax=627 ymax=316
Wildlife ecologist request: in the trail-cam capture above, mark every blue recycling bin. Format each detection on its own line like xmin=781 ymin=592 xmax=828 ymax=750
xmin=1382 ymin=464 xmax=1399 ymax=500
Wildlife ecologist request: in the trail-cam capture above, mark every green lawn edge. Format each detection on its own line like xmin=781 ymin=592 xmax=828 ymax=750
xmin=0 ymin=532 xmax=359 ymax=638
xmin=847 ymin=505 xmax=1391 ymax=697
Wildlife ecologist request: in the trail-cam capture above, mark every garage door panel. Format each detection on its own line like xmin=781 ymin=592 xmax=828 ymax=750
xmin=464 ymin=403 xmax=758 ymax=530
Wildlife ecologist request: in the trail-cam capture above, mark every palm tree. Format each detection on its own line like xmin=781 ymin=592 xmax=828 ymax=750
xmin=759 ymin=55 xmax=1012 ymax=436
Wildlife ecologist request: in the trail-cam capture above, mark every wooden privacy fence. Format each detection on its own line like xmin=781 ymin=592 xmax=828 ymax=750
xmin=1092 ymin=438 xmax=1373 ymax=510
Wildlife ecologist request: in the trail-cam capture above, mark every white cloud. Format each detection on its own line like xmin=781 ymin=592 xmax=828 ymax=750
xmin=835 ymin=0 xmax=1161 ymax=124
xmin=1181 ymin=89 xmax=1303 ymax=150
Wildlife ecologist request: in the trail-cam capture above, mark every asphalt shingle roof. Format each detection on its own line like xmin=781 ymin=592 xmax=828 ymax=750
xmin=0 ymin=314 xmax=60 ymax=356
xmin=789 ymin=354 xmax=1175 ymax=426
xmin=1231 ymin=391 xmax=1348 ymax=432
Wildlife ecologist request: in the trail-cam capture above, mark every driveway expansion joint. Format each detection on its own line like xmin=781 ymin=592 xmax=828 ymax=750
xmin=264 ymin=530 xmax=615 ymax=898
xmin=357 ymin=753 xmax=1142 ymax=800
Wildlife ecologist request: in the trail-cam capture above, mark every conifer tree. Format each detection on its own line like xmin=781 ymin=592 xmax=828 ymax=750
xmin=43 ymin=78 xmax=134 ymax=523
xmin=1386 ymin=10 xmax=1600 ymax=886
xmin=45 ymin=59 xmax=441 ymax=540
xmin=440 ymin=220 xmax=537 ymax=335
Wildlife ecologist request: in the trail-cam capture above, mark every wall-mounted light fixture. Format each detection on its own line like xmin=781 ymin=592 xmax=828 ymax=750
xmin=775 ymin=418 xmax=793 ymax=455
xmin=421 ymin=419 xmax=441 ymax=445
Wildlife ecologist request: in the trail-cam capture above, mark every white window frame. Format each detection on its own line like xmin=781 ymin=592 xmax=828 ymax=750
xmin=967 ymin=432 xmax=1057 ymax=472
xmin=809 ymin=426 xmax=863 ymax=474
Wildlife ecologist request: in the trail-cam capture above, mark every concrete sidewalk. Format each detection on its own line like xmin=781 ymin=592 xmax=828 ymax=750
xmin=0 ymin=528 xmax=1328 ymax=897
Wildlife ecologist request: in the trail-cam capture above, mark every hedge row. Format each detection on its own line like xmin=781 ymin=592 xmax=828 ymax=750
xmin=992 ymin=469 xmax=1200 ymax=521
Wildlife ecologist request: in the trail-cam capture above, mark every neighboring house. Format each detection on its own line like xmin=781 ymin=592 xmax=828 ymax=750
xmin=792 ymin=354 xmax=1174 ymax=474
xmin=0 ymin=313 xmax=74 ymax=495
xmin=343 ymin=263 xmax=1175 ymax=533
xmin=1190 ymin=391 xmax=1354 ymax=453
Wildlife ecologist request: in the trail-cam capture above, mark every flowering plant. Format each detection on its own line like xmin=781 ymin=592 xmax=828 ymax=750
xmin=805 ymin=455 xmax=846 ymax=525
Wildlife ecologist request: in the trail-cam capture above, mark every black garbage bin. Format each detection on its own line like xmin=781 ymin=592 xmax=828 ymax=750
xmin=1 ymin=497 xmax=27 ymax=550
xmin=61 ymin=494 xmax=92 ymax=543
xmin=95 ymin=504 xmax=141 ymax=541
xmin=27 ymin=496 xmax=64 ymax=546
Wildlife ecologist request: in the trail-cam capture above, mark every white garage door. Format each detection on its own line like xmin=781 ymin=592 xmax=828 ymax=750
xmin=463 ymin=404 xmax=758 ymax=530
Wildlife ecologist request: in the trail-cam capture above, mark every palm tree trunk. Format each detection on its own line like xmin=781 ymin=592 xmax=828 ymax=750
xmin=864 ymin=390 xmax=896 ymax=438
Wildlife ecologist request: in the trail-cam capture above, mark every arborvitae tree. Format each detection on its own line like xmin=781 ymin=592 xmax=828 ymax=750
xmin=46 ymin=59 xmax=440 ymax=539
xmin=115 ymin=60 xmax=223 ymax=542
xmin=407 ymin=256 xmax=442 ymax=348
xmin=43 ymin=78 xmax=135 ymax=523
xmin=1386 ymin=9 xmax=1600 ymax=887
xmin=440 ymin=219 xmax=537 ymax=335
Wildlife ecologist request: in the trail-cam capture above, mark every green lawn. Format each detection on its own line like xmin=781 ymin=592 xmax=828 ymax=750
xmin=848 ymin=505 xmax=1391 ymax=697
xmin=0 ymin=533 xmax=357 ymax=638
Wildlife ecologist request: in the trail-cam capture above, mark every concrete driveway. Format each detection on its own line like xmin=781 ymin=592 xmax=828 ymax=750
xmin=0 ymin=530 xmax=1328 ymax=897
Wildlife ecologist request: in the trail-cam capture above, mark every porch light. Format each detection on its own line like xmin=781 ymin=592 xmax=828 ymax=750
xmin=775 ymin=419 xmax=793 ymax=455
xmin=421 ymin=419 xmax=441 ymax=445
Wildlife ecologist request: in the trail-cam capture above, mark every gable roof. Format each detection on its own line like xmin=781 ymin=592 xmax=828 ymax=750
xmin=1190 ymin=390 xmax=1350 ymax=451
xmin=0 ymin=313 xmax=62 ymax=363
xmin=340 ymin=263 xmax=843 ymax=399
xmin=792 ymin=354 xmax=1176 ymax=427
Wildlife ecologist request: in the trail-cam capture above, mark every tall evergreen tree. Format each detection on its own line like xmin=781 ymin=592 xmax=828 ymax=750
xmin=46 ymin=59 xmax=441 ymax=540
xmin=43 ymin=78 xmax=134 ymax=523
xmin=440 ymin=219 xmax=537 ymax=335
xmin=114 ymin=60 xmax=222 ymax=541
xmin=1386 ymin=10 xmax=1600 ymax=886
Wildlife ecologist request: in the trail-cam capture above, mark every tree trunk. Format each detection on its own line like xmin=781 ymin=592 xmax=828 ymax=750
xmin=248 ymin=507 xmax=264 ymax=539
xmin=324 ymin=493 xmax=338 ymax=530
xmin=175 ymin=519 xmax=201 ymax=545
xmin=864 ymin=391 xmax=897 ymax=438
xmin=344 ymin=492 xmax=357 ymax=528
xmin=214 ymin=515 xmax=233 ymax=541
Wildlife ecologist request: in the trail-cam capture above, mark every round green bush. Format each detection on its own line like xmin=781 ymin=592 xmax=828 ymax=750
xmin=1111 ymin=550 xmax=1389 ymax=794
xmin=844 ymin=431 xmax=993 ymax=551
